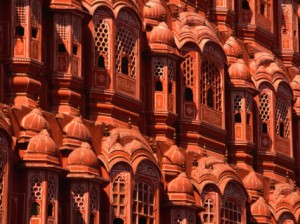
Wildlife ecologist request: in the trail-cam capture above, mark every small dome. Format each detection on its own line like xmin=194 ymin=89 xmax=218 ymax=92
xmin=143 ymin=0 xmax=165 ymax=21
xmin=243 ymin=172 xmax=264 ymax=191
xmin=21 ymin=108 xmax=49 ymax=133
xmin=63 ymin=116 xmax=92 ymax=142
xmin=178 ymin=11 xmax=205 ymax=28
xmin=251 ymin=197 xmax=271 ymax=217
xmin=167 ymin=172 xmax=194 ymax=196
xmin=27 ymin=129 xmax=58 ymax=156
xmin=223 ymin=36 xmax=242 ymax=58
xmin=149 ymin=22 xmax=175 ymax=47
xmin=68 ymin=142 xmax=98 ymax=169
xmin=163 ymin=145 xmax=185 ymax=166
xmin=228 ymin=58 xmax=252 ymax=81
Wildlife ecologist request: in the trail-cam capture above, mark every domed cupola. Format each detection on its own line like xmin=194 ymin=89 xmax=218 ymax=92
xmin=243 ymin=171 xmax=264 ymax=200
xmin=162 ymin=144 xmax=185 ymax=176
xmin=67 ymin=142 xmax=99 ymax=176
xmin=167 ymin=172 xmax=195 ymax=205
xmin=223 ymin=36 xmax=242 ymax=60
xmin=250 ymin=197 xmax=271 ymax=223
xmin=19 ymin=108 xmax=49 ymax=143
xmin=149 ymin=22 xmax=175 ymax=50
xmin=23 ymin=128 xmax=60 ymax=165
xmin=62 ymin=116 xmax=92 ymax=150
xmin=143 ymin=0 xmax=166 ymax=24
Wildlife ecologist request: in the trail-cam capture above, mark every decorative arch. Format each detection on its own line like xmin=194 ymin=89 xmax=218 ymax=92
xmin=200 ymin=40 xmax=227 ymax=66
xmin=201 ymin=184 xmax=221 ymax=224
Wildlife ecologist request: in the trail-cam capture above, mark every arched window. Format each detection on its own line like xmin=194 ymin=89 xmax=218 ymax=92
xmin=155 ymin=81 xmax=163 ymax=91
xmin=260 ymin=3 xmax=265 ymax=15
xmin=133 ymin=182 xmax=154 ymax=224
xmin=235 ymin=113 xmax=242 ymax=123
xmin=98 ymin=55 xmax=105 ymax=68
xmin=15 ymin=25 xmax=24 ymax=36
xmin=74 ymin=212 xmax=84 ymax=224
xmin=203 ymin=198 xmax=214 ymax=223
xmin=201 ymin=60 xmax=222 ymax=111
xmin=31 ymin=202 xmax=40 ymax=216
xmin=275 ymin=98 xmax=289 ymax=139
xmin=185 ymin=88 xmax=193 ymax=101
xmin=47 ymin=203 xmax=53 ymax=217
xmin=233 ymin=95 xmax=242 ymax=123
xmin=242 ymin=0 xmax=250 ymax=10
xmin=259 ymin=93 xmax=270 ymax=134
xmin=121 ymin=57 xmax=129 ymax=75
xmin=221 ymin=201 xmax=241 ymax=224
xmin=182 ymin=55 xmax=194 ymax=102
xmin=168 ymin=83 xmax=172 ymax=94
xmin=113 ymin=218 xmax=124 ymax=224
xmin=112 ymin=176 xmax=126 ymax=217
xmin=90 ymin=214 xmax=95 ymax=224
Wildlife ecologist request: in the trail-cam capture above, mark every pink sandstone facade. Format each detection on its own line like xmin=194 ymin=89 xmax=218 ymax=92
xmin=0 ymin=0 xmax=300 ymax=223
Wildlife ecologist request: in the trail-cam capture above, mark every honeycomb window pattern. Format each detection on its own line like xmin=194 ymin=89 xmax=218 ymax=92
xmin=154 ymin=60 xmax=164 ymax=80
xmin=72 ymin=18 xmax=81 ymax=43
xmin=72 ymin=188 xmax=85 ymax=211
xmin=31 ymin=0 xmax=41 ymax=28
xmin=112 ymin=176 xmax=126 ymax=217
xmin=116 ymin=27 xmax=136 ymax=78
xmin=275 ymin=98 xmax=289 ymax=139
xmin=246 ymin=95 xmax=252 ymax=113
xmin=94 ymin=19 xmax=109 ymax=68
xmin=132 ymin=182 xmax=154 ymax=224
xmin=233 ymin=95 xmax=242 ymax=112
xmin=259 ymin=93 xmax=270 ymax=122
xmin=47 ymin=177 xmax=56 ymax=202
xmin=31 ymin=177 xmax=43 ymax=200
xmin=15 ymin=0 xmax=27 ymax=25
xmin=90 ymin=187 xmax=97 ymax=213
xmin=221 ymin=201 xmax=242 ymax=224
xmin=201 ymin=60 xmax=222 ymax=111
xmin=181 ymin=55 xmax=194 ymax=87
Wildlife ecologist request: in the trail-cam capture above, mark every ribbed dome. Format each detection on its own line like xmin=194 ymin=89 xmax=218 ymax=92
xmin=27 ymin=129 xmax=58 ymax=156
xmin=243 ymin=172 xmax=264 ymax=191
xmin=63 ymin=116 xmax=92 ymax=142
xmin=143 ymin=0 xmax=165 ymax=21
xmin=149 ymin=22 xmax=175 ymax=47
xmin=251 ymin=197 xmax=271 ymax=217
xmin=163 ymin=145 xmax=185 ymax=166
xmin=223 ymin=36 xmax=242 ymax=58
xmin=228 ymin=58 xmax=252 ymax=81
xmin=68 ymin=142 xmax=98 ymax=169
xmin=167 ymin=172 xmax=194 ymax=196
xmin=21 ymin=108 xmax=49 ymax=133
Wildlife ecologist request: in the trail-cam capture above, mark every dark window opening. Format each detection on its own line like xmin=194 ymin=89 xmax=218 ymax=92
xmin=279 ymin=122 xmax=284 ymax=137
xmin=260 ymin=4 xmax=265 ymax=15
xmin=242 ymin=0 xmax=250 ymax=10
xmin=98 ymin=55 xmax=105 ymax=68
xmin=207 ymin=88 xmax=214 ymax=108
xmin=234 ymin=113 xmax=242 ymax=123
xmin=139 ymin=217 xmax=147 ymax=224
xmin=58 ymin=43 xmax=66 ymax=53
xmin=113 ymin=218 xmax=124 ymax=224
xmin=74 ymin=212 xmax=84 ymax=224
xmin=72 ymin=45 xmax=78 ymax=55
xmin=168 ymin=83 xmax=172 ymax=94
xmin=90 ymin=214 xmax=95 ymax=224
xmin=247 ymin=113 xmax=251 ymax=125
xmin=155 ymin=81 xmax=163 ymax=91
xmin=31 ymin=28 xmax=38 ymax=38
xmin=261 ymin=123 xmax=268 ymax=133
xmin=121 ymin=57 xmax=129 ymax=75
xmin=31 ymin=202 xmax=40 ymax=216
xmin=15 ymin=25 xmax=24 ymax=36
xmin=185 ymin=88 xmax=193 ymax=101
xmin=47 ymin=204 xmax=53 ymax=217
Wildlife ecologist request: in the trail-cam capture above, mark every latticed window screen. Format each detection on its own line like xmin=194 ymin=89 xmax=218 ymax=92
xmin=154 ymin=60 xmax=164 ymax=79
xmin=259 ymin=93 xmax=270 ymax=133
xmin=203 ymin=198 xmax=214 ymax=223
xmin=233 ymin=95 xmax=242 ymax=111
xmin=15 ymin=0 xmax=27 ymax=25
xmin=201 ymin=60 xmax=222 ymax=111
xmin=31 ymin=0 xmax=41 ymax=29
xmin=275 ymin=98 xmax=289 ymax=139
xmin=72 ymin=187 xmax=85 ymax=212
xmin=221 ymin=201 xmax=241 ymax=224
xmin=182 ymin=55 xmax=194 ymax=87
xmin=116 ymin=27 xmax=136 ymax=78
xmin=246 ymin=96 xmax=252 ymax=113
xmin=94 ymin=19 xmax=109 ymax=68
xmin=132 ymin=182 xmax=154 ymax=224
xmin=112 ymin=176 xmax=126 ymax=217
xmin=72 ymin=18 xmax=81 ymax=43
xmin=56 ymin=15 xmax=69 ymax=41
xmin=169 ymin=63 xmax=174 ymax=81
xmin=31 ymin=177 xmax=43 ymax=200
